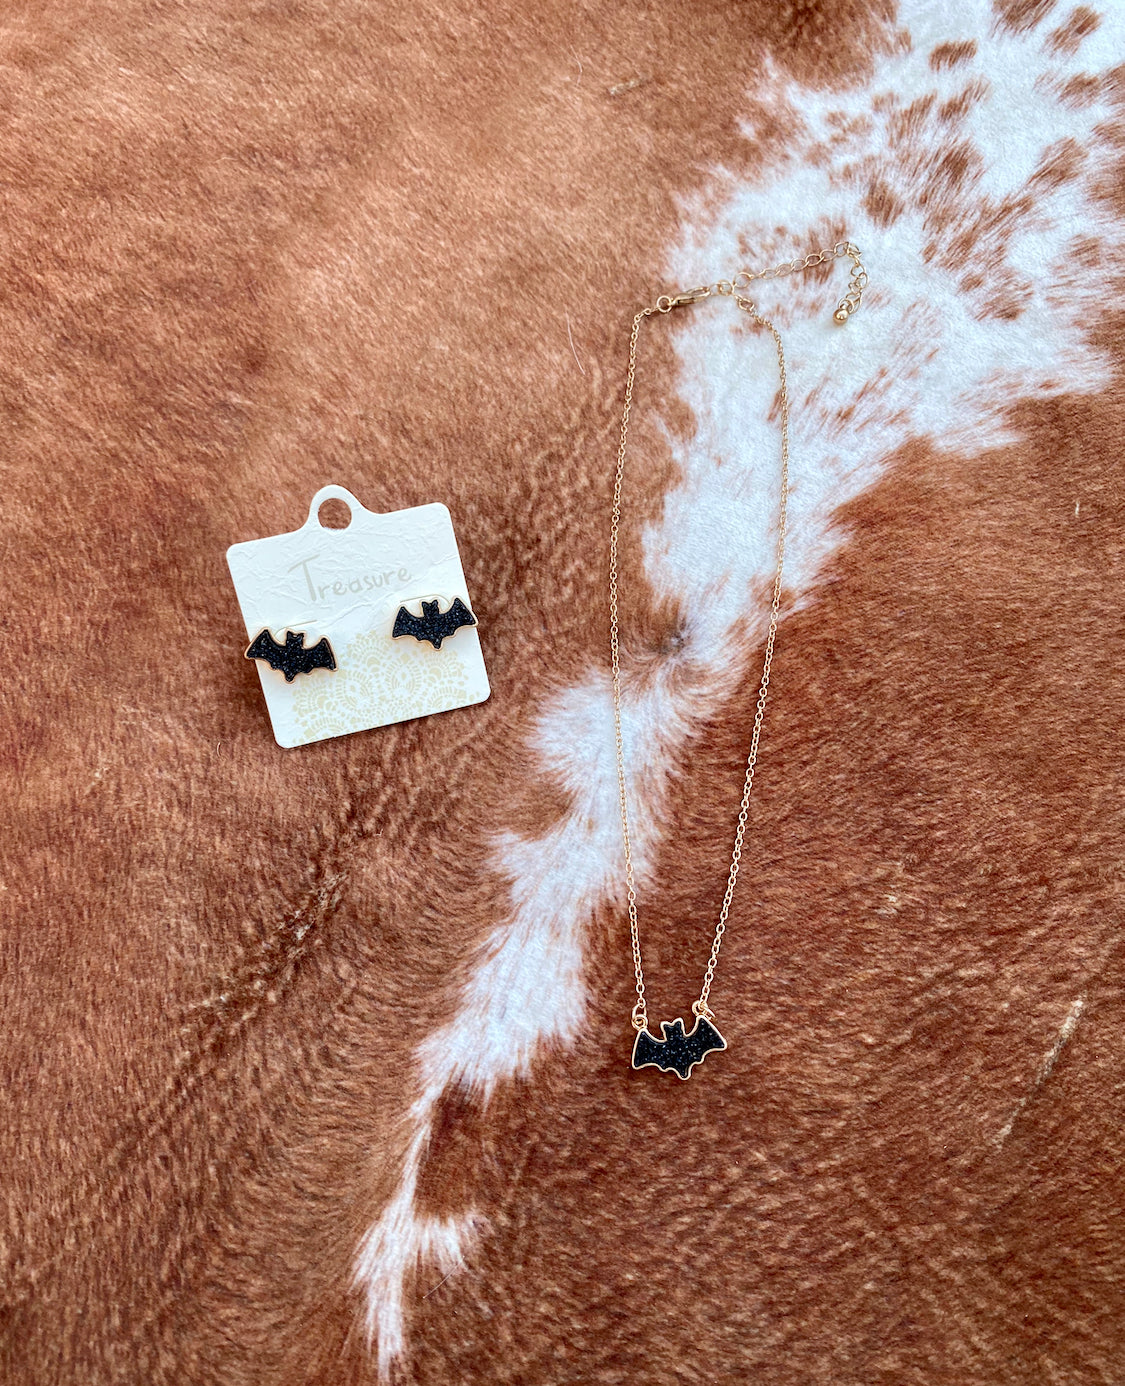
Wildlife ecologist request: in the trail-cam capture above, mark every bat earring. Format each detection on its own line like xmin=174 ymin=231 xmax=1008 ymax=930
xmin=392 ymin=596 xmax=476 ymax=650
xmin=245 ymin=628 xmax=336 ymax=681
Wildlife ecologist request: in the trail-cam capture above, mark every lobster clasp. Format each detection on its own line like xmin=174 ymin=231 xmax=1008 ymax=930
xmin=655 ymin=284 xmax=711 ymax=313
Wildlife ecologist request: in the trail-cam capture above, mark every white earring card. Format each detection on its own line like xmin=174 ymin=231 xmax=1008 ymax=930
xmin=227 ymin=485 xmax=490 ymax=747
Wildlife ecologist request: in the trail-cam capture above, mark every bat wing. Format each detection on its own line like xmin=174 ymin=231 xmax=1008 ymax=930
xmin=245 ymin=628 xmax=286 ymax=672
xmin=302 ymin=636 xmax=337 ymax=673
xmin=392 ymin=606 xmax=425 ymax=640
xmin=444 ymin=597 xmax=476 ymax=633
xmin=632 ymin=1026 xmax=677 ymax=1074
xmin=683 ymin=1017 xmax=726 ymax=1066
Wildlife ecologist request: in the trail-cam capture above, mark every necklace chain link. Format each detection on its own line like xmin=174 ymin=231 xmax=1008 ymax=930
xmin=610 ymin=240 xmax=868 ymax=1036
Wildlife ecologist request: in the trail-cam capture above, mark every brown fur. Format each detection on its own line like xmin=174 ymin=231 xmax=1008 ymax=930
xmin=1 ymin=0 xmax=1122 ymax=1383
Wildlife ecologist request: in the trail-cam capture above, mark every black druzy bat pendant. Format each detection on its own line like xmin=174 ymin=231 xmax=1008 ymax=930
xmin=392 ymin=596 xmax=476 ymax=650
xmin=631 ymin=1015 xmax=727 ymax=1080
xmin=245 ymin=628 xmax=337 ymax=682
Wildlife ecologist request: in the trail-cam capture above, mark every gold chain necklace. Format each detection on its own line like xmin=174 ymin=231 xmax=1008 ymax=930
xmin=610 ymin=241 xmax=869 ymax=1079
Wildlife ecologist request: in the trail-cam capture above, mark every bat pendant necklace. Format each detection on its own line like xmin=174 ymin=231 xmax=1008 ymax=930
xmin=610 ymin=242 xmax=868 ymax=1079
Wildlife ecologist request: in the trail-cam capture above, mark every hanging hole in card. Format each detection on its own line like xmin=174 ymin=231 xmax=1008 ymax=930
xmin=316 ymin=496 xmax=352 ymax=530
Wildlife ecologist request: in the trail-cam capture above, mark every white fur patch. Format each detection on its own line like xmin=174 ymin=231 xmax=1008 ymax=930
xmin=354 ymin=1 xmax=1124 ymax=1372
xmin=354 ymin=1111 xmax=480 ymax=1378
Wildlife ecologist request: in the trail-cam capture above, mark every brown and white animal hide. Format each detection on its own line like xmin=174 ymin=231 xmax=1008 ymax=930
xmin=2 ymin=0 xmax=1124 ymax=1382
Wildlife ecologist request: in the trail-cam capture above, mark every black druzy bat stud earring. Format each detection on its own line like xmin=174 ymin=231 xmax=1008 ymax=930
xmin=245 ymin=628 xmax=337 ymax=682
xmin=392 ymin=596 xmax=477 ymax=650
xmin=631 ymin=1014 xmax=727 ymax=1080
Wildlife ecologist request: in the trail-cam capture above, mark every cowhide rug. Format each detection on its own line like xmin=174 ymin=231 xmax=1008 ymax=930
xmin=3 ymin=0 xmax=1123 ymax=1381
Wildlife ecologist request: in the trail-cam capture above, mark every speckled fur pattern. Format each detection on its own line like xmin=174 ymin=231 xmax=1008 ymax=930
xmin=2 ymin=0 xmax=1124 ymax=1383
